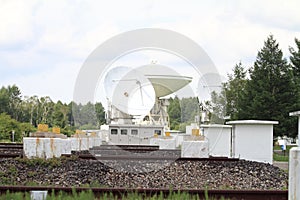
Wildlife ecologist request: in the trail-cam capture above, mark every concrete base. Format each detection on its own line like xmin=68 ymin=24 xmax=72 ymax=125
xmin=93 ymin=137 xmax=102 ymax=147
xmin=23 ymin=138 xmax=71 ymax=159
xmin=289 ymin=147 xmax=300 ymax=200
xmin=70 ymin=137 xmax=89 ymax=151
xmin=150 ymin=137 xmax=176 ymax=149
xmin=181 ymin=140 xmax=209 ymax=158
xmin=61 ymin=139 xmax=72 ymax=155
xmin=24 ymin=136 xmax=102 ymax=159
xmin=159 ymin=138 xmax=176 ymax=149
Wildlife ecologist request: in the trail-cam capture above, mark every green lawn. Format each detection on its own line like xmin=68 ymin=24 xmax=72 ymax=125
xmin=273 ymin=145 xmax=297 ymax=162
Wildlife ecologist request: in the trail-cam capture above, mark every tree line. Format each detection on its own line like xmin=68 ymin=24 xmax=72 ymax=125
xmin=210 ymin=35 xmax=300 ymax=138
xmin=0 ymin=85 xmax=106 ymax=141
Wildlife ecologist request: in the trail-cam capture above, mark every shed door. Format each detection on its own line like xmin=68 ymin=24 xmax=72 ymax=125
xmin=119 ymin=129 xmax=129 ymax=145
xmin=110 ymin=128 xmax=119 ymax=144
xmin=129 ymin=129 xmax=140 ymax=145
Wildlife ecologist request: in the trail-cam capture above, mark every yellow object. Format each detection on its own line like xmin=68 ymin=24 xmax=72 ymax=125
xmin=192 ymin=129 xmax=200 ymax=136
xmin=165 ymin=132 xmax=171 ymax=137
xmin=90 ymin=132 xmax=96 ymax=137
xmin=76 ymin=130 xmax=83 ymax=134
xmin=154 ymin=133 xmax=158 ymax=138
xmin=38 ymin=124 xmax=48 ymax=132
xmin=52 ymin=127 xmax=60 ymax=134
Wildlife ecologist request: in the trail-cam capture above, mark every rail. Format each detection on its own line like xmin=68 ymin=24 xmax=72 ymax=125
xmin=0 ymin=186 xmax=288 ymax=200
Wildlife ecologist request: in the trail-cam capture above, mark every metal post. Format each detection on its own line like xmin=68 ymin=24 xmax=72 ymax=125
xmin=298 ymin=116 xmax=300 ymax=146
xmin=12 ymin=130 xmax=15 ymax=143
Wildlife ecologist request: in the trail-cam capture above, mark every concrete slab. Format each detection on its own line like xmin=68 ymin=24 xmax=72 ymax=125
xmin=181 ymin=140 xmax=209 ymax=158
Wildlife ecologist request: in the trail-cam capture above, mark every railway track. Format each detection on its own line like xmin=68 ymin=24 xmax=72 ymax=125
xmin=0 ymin=143 xmax=239 ymax=161
xmin=0 ymin=186 xmax=288 ymax=200
xmin=0 ymin=143 xmax=23 ymax=158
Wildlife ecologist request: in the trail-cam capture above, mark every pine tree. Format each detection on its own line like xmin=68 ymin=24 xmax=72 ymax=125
xmin=289 ymin=38 xmax=300 ymax=109
xmin=168 ymin=97 xmax=181 ymax=130
xmin=226 ymin=62 xmax=248 ymax=120
xmin=241 ymin=35 xmax=297 ymax=137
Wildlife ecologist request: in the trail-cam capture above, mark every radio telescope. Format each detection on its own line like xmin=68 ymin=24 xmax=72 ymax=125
xmin=136 ymin=64 xmax=192 ymax=129
xmin=104 ymin=67 xmax=156 ymax=124
xmin=104 ymin=64 xmax=192 ymax=129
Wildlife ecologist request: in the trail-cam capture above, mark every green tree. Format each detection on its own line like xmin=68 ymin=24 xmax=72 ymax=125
xmin=37 ymin=96 xmax=54 ymax=125
xmin=0 ymin=85 xmax=22 ymax=120
xmin=225 ymin=62 xmax=248 ymax=120
xmin=52 ymin=101 xmax=68 ymax=128
xmin=0 ymin=86 xmax=9 ymax=114
xmin=180 ymin=97 xmax=199 ymax=123
xmin=210 ymin=89 xmax=226 ymax=124
xmin=289 ymin=38 xmax=300 ymax=109
xmin=240 ymin=35 xmax=297 ymax=137
xmin=0 ymin=113 xmax=22 ymax=142
xmin=95 ymin=102 xmax=106 ymax=127
xmin=72 ymin=102 xmax=98 ymax=129
xmin=7 ymin=85 xmax=22 ymax=120
xmin=168 ymin=97 xmax=181 ymax=130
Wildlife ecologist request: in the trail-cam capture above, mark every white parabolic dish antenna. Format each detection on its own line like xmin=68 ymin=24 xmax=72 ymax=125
xmin=104 ymin=64 xmax=192 ymax=121
xmin=104 ymin=67 xmax=156 ymax=116
xmin=137 ymin=64 xmax=193 ymax=98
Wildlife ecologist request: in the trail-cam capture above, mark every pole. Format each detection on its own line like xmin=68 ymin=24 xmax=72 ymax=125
xmin=12 ymin=130 xmax=15 ymax=143
xmin=298 ymin=116 xmax=300 ymax=146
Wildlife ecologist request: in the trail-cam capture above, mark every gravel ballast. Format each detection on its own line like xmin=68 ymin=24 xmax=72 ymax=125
xmin=0 ymin=158 xmax=288 ymax=190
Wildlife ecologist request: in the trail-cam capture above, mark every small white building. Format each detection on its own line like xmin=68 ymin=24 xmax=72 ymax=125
xmin=226 ymin=120 xmax=278 ymax=164
xmin=201 ymin=124 xmax=232 ymax=157
xmin=108 ymin=124 xmax=164 ymax=145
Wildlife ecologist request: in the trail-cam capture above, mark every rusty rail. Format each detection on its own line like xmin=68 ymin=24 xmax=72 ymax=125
xmin=0 ymin=186 xmax=288 ymax=200
xmin=71 ymin=153 xmax=240 ymax=161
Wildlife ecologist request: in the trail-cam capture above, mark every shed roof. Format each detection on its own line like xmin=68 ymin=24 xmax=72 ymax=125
xmin=200 ymin=124 xmax=232 ymax=128
xmin=289 ymin=111 xmax=300 ymax=117
xmin=226 ymin=120 xmax=278 ymax=125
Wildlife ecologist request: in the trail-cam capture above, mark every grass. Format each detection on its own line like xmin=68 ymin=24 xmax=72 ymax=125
xmin=273 ymin=145 xmax=297 ymax=162
xmin=0 ymin=189 xmax=227 ymax=200
xmin=273 ymin=153 xmax=289 ymax=162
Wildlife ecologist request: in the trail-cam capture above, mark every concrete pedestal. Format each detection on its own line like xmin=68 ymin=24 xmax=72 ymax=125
xmin=43 ymin=138 xmax=59 ymax=159
xmin=150 ymin=137 xmax=176 ymax=149
xmin=289 ymin=147 xmax=300 ymax=200
xmin=23 ymin=138 xmax=71 ymax=159
xmin=201 ymin=124 xmax=232 ymax=157
xmin=159 ymin=138 xmax=176 ymax=149
xmin=61 ymin=139 xmax=72 ymax=155
xmin=181 ymin=140 xmax=209 ymax=158
xmin=93 ymin=137 xmax=102 ymax=147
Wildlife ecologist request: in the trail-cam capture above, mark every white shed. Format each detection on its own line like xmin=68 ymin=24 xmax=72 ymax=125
xmin=226 ymin=120 xmax=278 ymax=164
xmin=201 ymin=124 xmax=232 ymax=157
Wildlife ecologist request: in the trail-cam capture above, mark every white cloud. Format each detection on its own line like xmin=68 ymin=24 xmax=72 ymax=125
xmin=1 ymin=0 xmax=300 ymax=102
xmin=3 ymin=61 xmax=81 ymax=103
xmin=0 ymin=0 xmax=35 ymax=45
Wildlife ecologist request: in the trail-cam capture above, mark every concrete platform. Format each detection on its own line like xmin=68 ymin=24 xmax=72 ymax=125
xmin=181 ymin=140 xmax=209 ymax=158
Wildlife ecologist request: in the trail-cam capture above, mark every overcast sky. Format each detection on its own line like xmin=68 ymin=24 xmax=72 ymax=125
xmin=1 ymin=0 xmax=300 ymax=103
